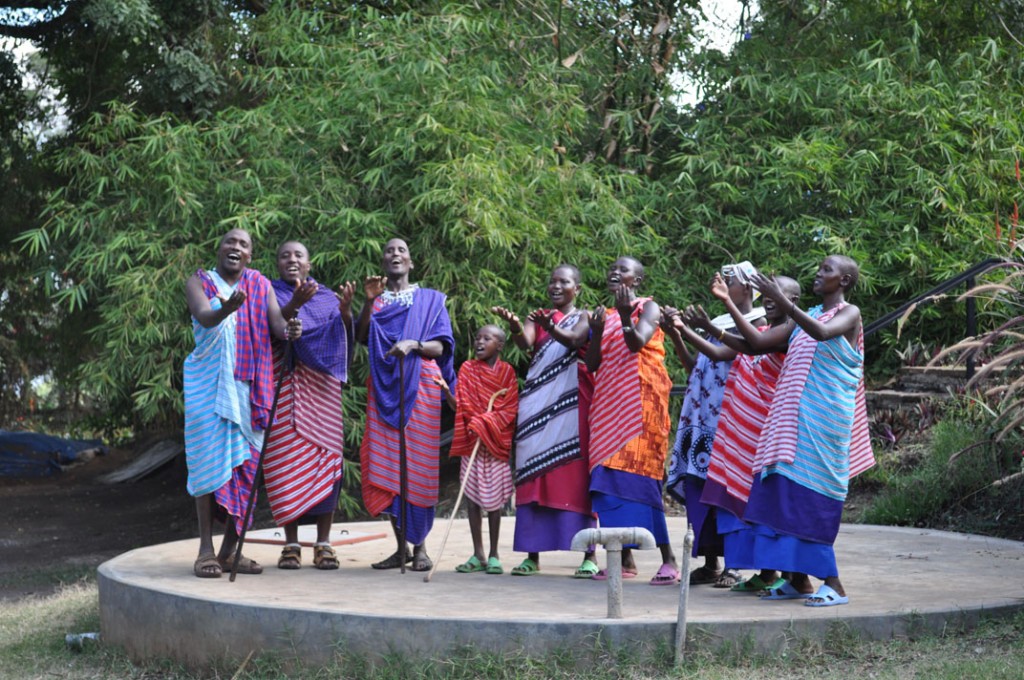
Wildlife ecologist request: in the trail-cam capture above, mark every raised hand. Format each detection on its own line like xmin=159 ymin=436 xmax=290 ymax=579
xmin=336 ymin=281 xmax=356 ymax=315
xmin=749 ymin=272 xmax=783 ymax=303
xmin=613 ymin=284 xmax=633 ymax=318
xmin=491 ymin=306 xmax=523 ymax=334
xmin=219 ymin=289 xmax=247 ymax=315
xmin=527 ymin=308 xmax=554 ymax=332
xmin=363 ymin=275 xmax=387 ymax=301
xmin=589 ymin=305 xmax=606 ymax=335
xmin=710 ymin=273 xmax=730 ymax=302
xmin=292 ymin=279 xmax=318 ymax=308
xmin=683 ymin=304 xmax=712 ymax=331
xmin=660 ymin=306 xmax=681 ymax=333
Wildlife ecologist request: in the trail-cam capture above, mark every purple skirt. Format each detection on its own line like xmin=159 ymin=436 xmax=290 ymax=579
xmin=717 ymin=508 xmax=756 ymax=570
xmin=513 ymin=503 xmax=595 ymax=553
xmin=295 ymin=476 xmax=343 ymax=523
xmin=749 ymin=523 xmax=838 ymax=579
xmin=385 ymin=496 xmax=436 ymax=546
xmin=681 ymin=475 xmax=723 ymax=557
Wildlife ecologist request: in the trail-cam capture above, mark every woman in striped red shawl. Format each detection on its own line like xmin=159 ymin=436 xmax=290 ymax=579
xmin=586 ymin=256 xmax=678 ymax=585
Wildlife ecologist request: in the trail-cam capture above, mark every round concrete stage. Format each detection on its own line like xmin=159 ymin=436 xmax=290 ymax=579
xmin=98 ymin=518 xmax=1024 ymax=667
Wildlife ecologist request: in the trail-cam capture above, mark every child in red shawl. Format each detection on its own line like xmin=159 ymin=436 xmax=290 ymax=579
xmin=436 ymin=324 xmax=519 ymax=575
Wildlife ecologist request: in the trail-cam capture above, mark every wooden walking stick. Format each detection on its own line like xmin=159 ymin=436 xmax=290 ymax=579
xmin=398 ymin=353 xmax=408 ymax=574
xmin=230 ymin=340 xmax=293 ymax=582
xmin=424 ymin=386 xmax=509 ymax=583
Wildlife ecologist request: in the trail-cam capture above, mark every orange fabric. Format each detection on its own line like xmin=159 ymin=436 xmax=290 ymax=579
xmin=449 ymin=359 xmax=519 ymax=462
xmin=601 ymin=327 xmax=672 ymax=480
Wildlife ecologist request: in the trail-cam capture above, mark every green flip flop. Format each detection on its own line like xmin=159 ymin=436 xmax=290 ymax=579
xmin=510 ymin=558 xmax=539 ymax=576
xmin=573 ymin=559 xmax=599 ymax=579
xmin=455 ymin=555 xmax=485 ymax=573
xmin=485 ymin=557 xmax=504 ymax=575
xmin=731 ymin=574 xmax=785 ymax=593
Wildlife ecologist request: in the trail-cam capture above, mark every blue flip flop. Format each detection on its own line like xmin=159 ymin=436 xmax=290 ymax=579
xmin=804 ymin=584 xmax=849 ymax=607
xmin=760 ymin=581 xmax=812 ymax=600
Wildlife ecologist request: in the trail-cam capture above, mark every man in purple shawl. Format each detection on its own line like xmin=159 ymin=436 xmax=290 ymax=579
xmin=358 ymin=238 xmax=456 ymax=572
xmin=263 ymin=241 xmax=356 ymax=571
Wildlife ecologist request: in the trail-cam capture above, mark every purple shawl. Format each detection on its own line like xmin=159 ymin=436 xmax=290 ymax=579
xmin=272 ymin=277 xmax=352 ymax=383
xmin=368 ymin=287 xmax=455 ymax=429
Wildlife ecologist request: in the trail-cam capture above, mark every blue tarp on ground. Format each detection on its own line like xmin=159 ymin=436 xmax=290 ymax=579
xmin=0 ymin=430 xmax=107 ymax=478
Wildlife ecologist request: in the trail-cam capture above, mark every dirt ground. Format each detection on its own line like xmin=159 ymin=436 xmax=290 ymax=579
xmin=0 ymin=440 xmax=679 ymax=603
xmin=0 ymin=439 xmax=493 ymax=602
xmin=0 ymin=442 xmax=199 ymax=601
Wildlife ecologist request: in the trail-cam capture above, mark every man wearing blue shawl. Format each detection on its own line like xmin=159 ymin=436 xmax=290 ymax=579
xmin=357 ymin=238 xmax=456 ymax=572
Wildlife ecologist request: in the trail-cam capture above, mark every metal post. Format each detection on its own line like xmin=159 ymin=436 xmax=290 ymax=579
xmin=606 ymin=547 xmax=624 ymax=619
xmin=966 ymin=275 xmax=976 ymax=380
xmin=571 ymin=527 xmax=656 ymax=619
xmin=674 ymin=523 xmax=695 ymax=666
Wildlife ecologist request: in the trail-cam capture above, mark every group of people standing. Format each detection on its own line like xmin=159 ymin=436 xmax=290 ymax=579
xmin=183 ymin=228 xmax=873 ymax=607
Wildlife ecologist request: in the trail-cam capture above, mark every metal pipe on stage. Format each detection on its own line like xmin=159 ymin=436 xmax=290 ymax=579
xmin=570 ymin=527 xmax=656 ymax=619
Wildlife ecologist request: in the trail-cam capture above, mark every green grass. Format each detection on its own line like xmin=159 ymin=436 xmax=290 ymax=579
xmin=3 ymin=578 xmax=1023 ymax=680
xmin=863 ymin=418 xmax=1022 ymax=530
xmin=0 ymin=563 xmax=98 ymax=594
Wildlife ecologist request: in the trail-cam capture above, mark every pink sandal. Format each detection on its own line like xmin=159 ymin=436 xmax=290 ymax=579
xmin=649 ymin=563 xmax=681 ymax=586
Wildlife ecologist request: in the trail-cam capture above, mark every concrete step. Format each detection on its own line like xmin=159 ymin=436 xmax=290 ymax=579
xmin=897 ymin=366 xmax=969 ymax=391
xmin=867 ymin=388 xmax=951 ymax=412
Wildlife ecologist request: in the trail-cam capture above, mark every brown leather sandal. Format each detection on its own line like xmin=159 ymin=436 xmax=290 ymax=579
xmin=220 ymin=554 xmax=263 ymax=575
xmin=313 ymin=544 xmax=340 ymax=570
xmin=278 ymin=544 xmax=301 ymax=570
xmin=194 ymin=553 xmax=223 ymax=578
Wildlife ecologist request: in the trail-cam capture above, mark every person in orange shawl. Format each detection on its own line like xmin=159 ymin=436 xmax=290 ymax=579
xmin=436 ymin=324 xmax=519 ymax=575
xmin=586 ymin=256 xmax=679 ymax=585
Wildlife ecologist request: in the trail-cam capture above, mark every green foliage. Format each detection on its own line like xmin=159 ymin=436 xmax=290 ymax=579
xmin=665 ymin=0 xmax=1024 ymax=365
xmin=863 ymin=409 xmax=1021 ymax=528
xmin=21 ymin=3 xmax=666 ymax=433
xmin=9 ymin=0 xmax=256 ymax=121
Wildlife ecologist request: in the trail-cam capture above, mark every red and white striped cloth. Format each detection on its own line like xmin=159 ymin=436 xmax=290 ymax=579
xmin=460 ymin=453 xmax=513 ymax=512
xmin=588 ymin=300 xmax=645 ymax=470
xmin=449 ymin=358 xmax=518 ymax=461
xmin=705 ymin=345 xmax=785 ymax=504
xmin=263 ymin=359 xmax=344 ymax=525
xmin=753 ymin=304 xmax=874 ymax=478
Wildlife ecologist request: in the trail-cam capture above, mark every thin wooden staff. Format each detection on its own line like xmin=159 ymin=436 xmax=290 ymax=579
xmin=230 ymin=340 xmax=293 ymax=582
xmin=424 ymin=386 xmax=509 ymax=583
xmin=398 ymin=353 xmax=408 ymax=574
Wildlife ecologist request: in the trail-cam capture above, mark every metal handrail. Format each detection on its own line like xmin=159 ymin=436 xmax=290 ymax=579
xmin=863 ymin=257 xmax=1015 ymax=380
xmin=862 ymin=257 xmax=1011 ymax=337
